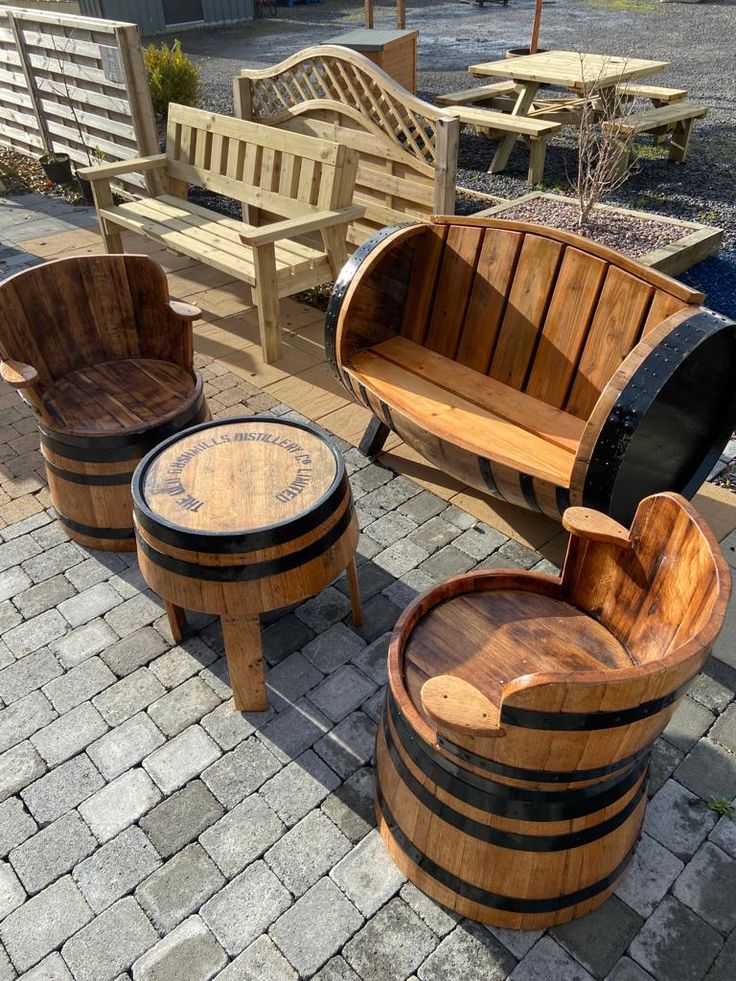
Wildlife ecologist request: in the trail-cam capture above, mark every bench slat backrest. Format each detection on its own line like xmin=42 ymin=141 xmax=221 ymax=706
xmin=400 ymin=218 xmax=702 ymax=420
xmin=165 ymin=104 xmax=358 ymax=219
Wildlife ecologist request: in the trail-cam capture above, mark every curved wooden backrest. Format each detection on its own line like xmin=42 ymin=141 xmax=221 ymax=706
xmin=234 ymin=46 xmax=458 ymax=247
xmin=0 ymin=254 xmax=182 ymax=390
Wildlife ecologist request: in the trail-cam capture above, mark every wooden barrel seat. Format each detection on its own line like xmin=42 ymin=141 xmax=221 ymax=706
xmin=326 ymin=216 xmax=736 ymax=523
xmin=0 ymin=255 xmax=208 ymax=551
xmin=375 ymin=492 xmax=731 ymax=929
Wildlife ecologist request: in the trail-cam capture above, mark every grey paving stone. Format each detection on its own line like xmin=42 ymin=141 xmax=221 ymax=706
xmin=199 ymin=792 xmax=284 ymax=879
xmin=200 ymin=699 xmax=257 ymax=751
xmin=497 ymin=540 xmax=539 ymax=570
xmin=108 ymin=565 xmax=149 ymax=600
xmin=356 ymin=533 xmax=381 ymax=563
xmin=321 ymin=766 xmax=375 ymax=844
xmin=365 ymin=512 xmax=417 ymax=548
xmin=0 ymin=798 xmax=36 ymax=857
xmin=343 ymin=896 xmax=435 ymax=981
xmin=0 ymin=862 xmax=25 ymax=919
xmin=21 ymin=754 xmax=103 ymax=824
xmin=0 ymin=536 xmax=42 ymax=577
xmin=308 ymin=665 xmax=377 ymax=723
xmin=105 ymin=593 xmax=163 ymax=638
xmin=400 ymin=883 xmax=459 ymax=938
xmin=30 ymin=702 xmax=107 ymax=766
xmin=615 ymin=832 xmax=684 ymax=918
xmin=148 ymin=639 xmax=217 ymax=690
xmin=374 ymin=539 xmax=430 ymax=579
xmin=143 ymin=724 xmax=220 ymax=794
xmin=14 ymin=576 xmax=75 ymax=620
xmin=606 ymin=956 xmax=655 ymax=981
xmin=135 ymin=843 xmax=225 ymax=933
xmin=0 ymin=599 xmax=21 ymax=635
xmin=0 ymin=566 xmax=31 ymax=603
xmin=295 ymin=586 xmax=353 ymax=633
xmin=331 ymin=829 xmax=405 ymax=917
xmin=418 ymin=921 xmax=515 ymax=981
xmin=301 ymin=622 xmax=365 ymax=675
xmin=89 ymin=713 xmax=166 ymax=781
xmin=663 ymin=697 xmax=716 ymax=753
xmin=261 ymin=614 xmax=314 ymax=666
xmin=273 ymin=876 xmax=364 ymax=977
xmin=313 ymin=956 xmax=362 ymax=981
xmin=0 ymin=690 xmax=56 ymax=754
xmin=260 ymin=749 xmax=340 ymax=827
xmin=57 ymin=583 xmax=120 ymax=629
xmin=360 ymin=476 xmax=419 ymax=517
xmin=92 ymin=669 xmax=166 ymax=727
xmin=336 ymin=562 xmax=393 ymax=604
xmin=9 ymin=811 xmax=96 ymax=895
xmin=672 ymin=841 xmax=736 ymax=933
xmin=509 ymin=936 xmax=594 ymax=980
xmin=79 ymin=768 xmax=161 ymax=843
xmin=628 ymin=896 xmax=723 ymax=981
xmin=350 ymin=633 xmax=390 ymax=687
xmin=406 ymin=515 xmax=460 ymax=555
xmin=648 ymin=737 xmax=684 ymax=797
xmin=51 ymin=619 xmax=118 ymax=670
xmin=712 ymin=591 xmax=736 ymax=670
xmin=101 ymin=628 xmax=168 ymax=678
xmin=19 ymin=951 xmax=75 ymax=980
xmin=266 ymin=809 xmax=350 ymax=896
xmin=257 ymin=697 xmax=331 ymax=763
xmin=140 ymin=780 xmax=223 ymax=860
xmin=216 ymin=935 xmax=296 ymax=981
xmin=710 ymin=703 xmax=736 ymax=754
xmin=65 ymin=553 xmax=126 ymax=592
xmin=709 ymin=809 xmax=736 ymax=858
xmin=552 ymin=896 xmax=643 ymax=978
xmin=147 ymin=677 xmax=221 ymax=738
xmin=0 ymin=742 xmax=46 ymax=803
xmin=200 ymin=860 xmax=291 ymax=957
xmin=314 ymin=711 xmax=376 ymax=778
xmin=419 ymin=544 xmax=476 ymax=579
xmin=0 ymin=876 xmax=92 ymax=974
xmin=676 ymin=738 xmax=736 ymax=801
xmin=264 ymin=651 xmax=323 ymax=710
xmin=74 ymin=826 xmax=161 ymax=913
xmin=201 ymin=736 xmax=280 ymax=808
xmin=354 ymin=593 xmax=401 ymax=643
xmin=398 ymin=491 xmax=447 ymax=524
xmin=688 ymin=659 xmax=736 ymax=715
xmin=130 ymin=915 xmax=227 ymax=981
xmin=60 ymin=897 xmax=158 ymax=981
xmin=644 ymin=779 xmax=717 ymax=860
xmin=42 ymin=655 xmax=114 ymax=713
xmin=704 ymin=929 xmax=736 ymax=981
xmin=0 ymin=649 xmax=62 ymax=704
xmin=350 ymin=465 xmax=393 ymax=498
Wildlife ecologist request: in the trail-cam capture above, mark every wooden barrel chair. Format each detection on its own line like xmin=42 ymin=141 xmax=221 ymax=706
xmin=0 ymin=255 xmax=209 ymax=551
xmin=326 ymin=216 xmax=736 ymax=523
xmin=375 ymin=491 xmax=731 ymax=929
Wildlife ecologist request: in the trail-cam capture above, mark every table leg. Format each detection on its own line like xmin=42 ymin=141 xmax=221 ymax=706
xmin=490 ymin=81 xmax=540 ymax=174
xmin=346 ymin=555 xmax=363 ymax=628
xmin=221 ymin=614 xmax=268 ymax=712
xmin=165 ymin=601 xmax=186 ymax=644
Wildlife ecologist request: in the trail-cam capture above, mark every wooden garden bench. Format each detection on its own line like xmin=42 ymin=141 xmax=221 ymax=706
xmin=80 ymin=105 xmax=363 ymax=363
xmin=442 ymin=105 xmax=561 ymax=182
xmin=606 ymin=101 xmax=708 ymax=172
xmin=435 ymin=80 xmax=518 ymax=107
xmin=326 ymin=215 xmax=736 ymax=524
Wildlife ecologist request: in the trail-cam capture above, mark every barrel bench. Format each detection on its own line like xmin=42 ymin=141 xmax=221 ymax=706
xmin=0 ymin=255 xmax=208 ymax=551
xmin=375 ymin=492 xmax=730 ymax=928
xmin=326 ymin=216 xmax=736 ymax=524
xmin=132 ymin=417 xmax=362 ymax=711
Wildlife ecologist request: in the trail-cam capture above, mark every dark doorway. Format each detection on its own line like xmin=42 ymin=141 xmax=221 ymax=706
xmin=163 ymin=0 xmax=204 ymax=24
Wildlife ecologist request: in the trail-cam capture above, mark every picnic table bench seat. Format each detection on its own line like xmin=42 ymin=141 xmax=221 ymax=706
xmin=80 ymin=104 xmax=363 ymax=364
xmin=615 ymin=83 xmax=687 ymax=105
xmin=326 ymin=215 xmax=736 ymax=524
xmin=435 ymin=80 xmax=519 ymax=107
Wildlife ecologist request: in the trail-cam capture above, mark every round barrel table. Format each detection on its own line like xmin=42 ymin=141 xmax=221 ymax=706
xmin=132 ymin=416 xmax=362 ymax=711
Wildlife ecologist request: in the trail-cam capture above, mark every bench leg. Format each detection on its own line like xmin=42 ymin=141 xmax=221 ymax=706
xmin=221 ymin=613 xmax=268 ymax=712
xmin=490 ymin=81 xmax=540 ymax=174
xmin=527 ymin=137 xmax=547 ymax=185
xmin=359 ymin=416 xmax=390 ymax=457
xmin=165 ymin=601 xmax=186 ymax=644
xmin=346 ymin=555 xmax=363 ymax=628
xmin=252 ymin=242 xmax=283 ymax=364
xmin=670 ymin=117 xmax=695 ymax=163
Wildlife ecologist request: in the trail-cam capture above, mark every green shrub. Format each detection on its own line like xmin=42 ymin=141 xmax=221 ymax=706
xmin=144 ymin=39 xmax=201 ymax=119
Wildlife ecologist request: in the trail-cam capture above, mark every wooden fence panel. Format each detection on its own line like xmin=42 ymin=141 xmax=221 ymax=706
xmin=0 ymin=5 xmax=158 ymax=189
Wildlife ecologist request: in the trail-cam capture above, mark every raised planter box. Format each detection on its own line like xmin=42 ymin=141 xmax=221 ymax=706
xmin=476 ymin=192 xmax=722 ymax=276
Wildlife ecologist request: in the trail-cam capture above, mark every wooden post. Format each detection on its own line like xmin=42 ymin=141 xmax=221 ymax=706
xmin=397 ymin=0 xmax=406 ymax=29
xmin=365 ymin=0 xmax=374 ymax=28
xmin=115 ymin=24 xmax=160 ymax=194
xmin=432 ymin=116 xmax=459 ymax=215
xmin=530 ymin=0 xmax=543 ymax=54
xmin=7 ymin=11 xmax=51 ymax=154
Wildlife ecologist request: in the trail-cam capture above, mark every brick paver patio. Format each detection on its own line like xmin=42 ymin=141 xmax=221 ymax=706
xmin=0 ymin=194 xmax=735 ymax=981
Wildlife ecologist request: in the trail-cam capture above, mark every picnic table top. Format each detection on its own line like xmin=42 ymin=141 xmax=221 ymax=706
xmin=469 ymin=50 xmax=670 ymax=91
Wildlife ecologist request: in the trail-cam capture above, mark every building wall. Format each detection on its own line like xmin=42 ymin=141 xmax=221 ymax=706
xmin=78 ymin=0 xmax=253 ymax=33
xmin=0 ymin=1 xmax=81 ymax=11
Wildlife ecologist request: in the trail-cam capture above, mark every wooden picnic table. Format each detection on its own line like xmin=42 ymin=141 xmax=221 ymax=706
xmin=468 ymin=50 xmax=669 ymax=174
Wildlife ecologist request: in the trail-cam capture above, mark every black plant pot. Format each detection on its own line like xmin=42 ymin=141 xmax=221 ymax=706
xmin=506 ymin=47 xmax=548 ymax=58
xmin=76 ymin=173 xmax=95 ymax=205
xmin=39 ymin=153 xmax=73 ymax=185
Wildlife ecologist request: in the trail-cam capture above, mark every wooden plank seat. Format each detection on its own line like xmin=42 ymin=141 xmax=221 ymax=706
xmin=80 ymin=104 xmax=364 ymax=364
xmin=615 ymin=83 xmax=687 ymax=105
xmin=376 ymin=491 xmax=731 ymax=929
xmin=606 ymin=102 xmax=708 ymax=170
xmin=435 ymin=80 xmax=518 ymax=107
xmin=326 ymin=216 xmax=736 ymax=523
xmin=0 ymin=254 xmax=209 ymax=551
xmin=443 ymin=105 xmax=561 ymax=183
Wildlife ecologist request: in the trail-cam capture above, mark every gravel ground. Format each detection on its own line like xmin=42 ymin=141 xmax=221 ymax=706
xmin=160 ymin=0 xmax=736 ymax=316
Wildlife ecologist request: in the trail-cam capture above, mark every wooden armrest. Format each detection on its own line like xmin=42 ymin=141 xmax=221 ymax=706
xmin=168 ymin=300 xmax=201 ymax=321
xmin=0 ymin=359 xmax=39 ymax=389
xmin=420 ymin=675 xmax=504 ymax=738
xmin=562 ymin=507 xmax=630 ymax=548
xmin=77 ymin=154 xmax=168 ymax=180
xmin=239 ymin=204 xmax=365 ymax=248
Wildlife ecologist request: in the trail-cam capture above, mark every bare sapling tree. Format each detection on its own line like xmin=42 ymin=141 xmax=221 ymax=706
xmin=572 ymin=54 xmax=637 ymax=228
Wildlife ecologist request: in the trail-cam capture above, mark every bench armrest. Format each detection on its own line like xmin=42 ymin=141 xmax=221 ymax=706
xmin=562 ymin=507 xmax=630 ymax=548
xmin=78 ymin=154 xmax=168 ymax=180
xmin=168 ymin=300 xmax=201 ymax=321
xmin=239 ymin=204 xmax=365 ymax=248
xmin=0 ymin=359 xmax=39 ymax=389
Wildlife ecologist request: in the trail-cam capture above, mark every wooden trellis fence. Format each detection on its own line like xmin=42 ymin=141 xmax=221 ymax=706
xmin=0 ymin=5 xmax=158 ymax=188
